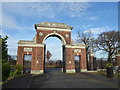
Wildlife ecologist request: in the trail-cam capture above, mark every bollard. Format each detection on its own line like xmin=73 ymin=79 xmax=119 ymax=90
xmin=106 ymin=67 xmax=114 ymax=78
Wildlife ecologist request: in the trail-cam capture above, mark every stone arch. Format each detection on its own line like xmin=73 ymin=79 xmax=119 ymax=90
xmin=42 ymin=33 xmax=66 ymax=45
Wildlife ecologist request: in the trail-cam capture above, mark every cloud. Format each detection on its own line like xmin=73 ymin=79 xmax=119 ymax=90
xmin=2 ymin=0 xmax=120 ymax=2
xmin=2 ymin=13 xmax=33 ymax=32
xmin=1 ymin=32 xmax=18 ymax=55
xmin=46 ymin=43 xmax=62 ymax=60
xmin=25 ymin=2 xmax=91 ymax=18
xmin=44 ymin=37 xmax=62 ymax=60
xmin=81 ymin=25 xmax=93 ymax=29
xmin=2 ymin=14 xmax=21 ymax=30
xmin=84 ymin=26 xmax=111 ymax=34
xmin=3 ymin=2 xmax=91 ymax=19
xmin=2 ymin=0 xmax=89 ymax=2
xmin=2 ymin=14 xmax=36 ymax=55
xmin=58 ymin=2 xmax=91 ymax=18
xmin=89 ymin=16 xmax=99 ymax=20
xmin=0 ymin=29 xmax=1 ymax=35
xmin=7 ymin=37 xmax=18 ymax=55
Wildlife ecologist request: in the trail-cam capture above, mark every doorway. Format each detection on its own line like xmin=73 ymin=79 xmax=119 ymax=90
xmin=74 ymin=55 xmax=81 ymax=73
xmin=23 ymin=54 xmax=32 ymax=73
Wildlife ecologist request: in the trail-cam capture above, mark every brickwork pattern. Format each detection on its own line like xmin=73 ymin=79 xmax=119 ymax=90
xmin=73 ymin=48 xmax=87 ymax=70
xmin=116 ymin=55 xmax=120 ymax=66
xmin=36 ymin=30 xmax=71 ymax=45
xmin=89 ymin=55 xmax=94 ymax=70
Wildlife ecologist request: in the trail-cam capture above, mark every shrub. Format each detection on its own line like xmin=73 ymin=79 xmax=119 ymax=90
xmin=9 ymin=71 xmax=15 ymax=77
xmin=2 ymin=63 xmax=11 ymax=81
xmin=105 ymin=62 xmax=113 ymax=68
xmin=15 ymin=64 xmax=23 ymax=75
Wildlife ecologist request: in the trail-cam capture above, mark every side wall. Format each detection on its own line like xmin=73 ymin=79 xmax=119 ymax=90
xmin=17 ymin=46 xmax=45 ymax=74
xmin=65 ymin=48 xmax=75 ymax=73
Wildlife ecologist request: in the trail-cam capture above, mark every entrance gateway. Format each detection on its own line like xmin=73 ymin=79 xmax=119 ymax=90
xmin=17 ymin=22 xmax=87 ymax=74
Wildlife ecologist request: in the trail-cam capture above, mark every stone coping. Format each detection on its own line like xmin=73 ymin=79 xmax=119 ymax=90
xmin=18 ymin=40 xmax=34 ymax=44
xmin=35 ymin=21 xmax=73 ymax=30
xmin=72 ymin=43 xmax=85 ymax=46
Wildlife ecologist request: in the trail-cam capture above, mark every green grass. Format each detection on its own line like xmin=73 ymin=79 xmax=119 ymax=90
xmin=89 ymin=71 xmax=120 ymax=79
xmin=45 ymin=65 xmax=62 ymax=68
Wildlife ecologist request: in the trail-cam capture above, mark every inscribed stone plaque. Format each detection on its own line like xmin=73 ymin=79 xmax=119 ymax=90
xmin=24 ymin=48 xmax=32 ymax=52
xmin=74 ymin=49 xmax=81 ymax=53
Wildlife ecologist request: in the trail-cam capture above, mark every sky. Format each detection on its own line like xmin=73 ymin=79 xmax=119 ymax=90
xmin=1 ymin=2 xmax=118 ymax=60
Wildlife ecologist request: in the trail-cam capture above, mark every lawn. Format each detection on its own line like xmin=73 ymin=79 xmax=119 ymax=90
xmin=89 ymin=70 xmax=120 ymax=79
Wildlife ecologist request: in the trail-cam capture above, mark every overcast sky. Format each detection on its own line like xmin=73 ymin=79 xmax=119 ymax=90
xmin=2 ymin=2 xmax=118 ymax=60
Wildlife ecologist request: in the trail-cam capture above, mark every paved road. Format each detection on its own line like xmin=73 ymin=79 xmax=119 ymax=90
xmin=2 ymin=68 xmax=119 ymax=88
xmin=2 ymin=74 xmax=32 ymax=88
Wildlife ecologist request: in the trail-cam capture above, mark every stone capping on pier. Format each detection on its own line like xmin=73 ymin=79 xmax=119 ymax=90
xmin=35 ymin=21 xmax=73 ymax=30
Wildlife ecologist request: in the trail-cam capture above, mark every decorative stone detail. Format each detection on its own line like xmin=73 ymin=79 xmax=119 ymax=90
xmin=65 ymin=34 xmax=69 ymax=37
xmin=18 ymin=43 xmax=45 ymax=47
xmin=18 ymin=40 xmax=33 ymax=44
xmin=24 ymin=48 xmax=32 ymax=52
xmin=69 ymin=61 xmax=71 ymax=64
xmin=80 ymin=69 xmax=87 ymax=72
xmin=74 ymin=49 xmax=81 ymax=53
xmin=39 ymin=32 xmax=43 ymax=36
xmin=36 ymin=61 xmax=39 ymax=63
xmin=53 ymin=30 xmax=57 ymax=33
xmin=27 ymin=52 xmax=29 ymax=55
xmin=65 ymin=44 xmax=85 ymax=48
xmin=66 ymin=69 xmax=76 ymax=73
xmin=31 ymin=70 xmax=44 ymax=74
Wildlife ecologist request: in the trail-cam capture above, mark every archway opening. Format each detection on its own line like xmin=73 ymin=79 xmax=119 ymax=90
xmin=44 ymin=36 xmax=64 ymax=73
xmin=23 ymin=54 xmax=32 ymax=73
xmin=74 ymin=55 xmax=81 ymax=73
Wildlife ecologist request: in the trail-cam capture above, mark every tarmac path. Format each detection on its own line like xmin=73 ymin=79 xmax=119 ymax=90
xmin=2 ymin=68 xmax=119 ymax=88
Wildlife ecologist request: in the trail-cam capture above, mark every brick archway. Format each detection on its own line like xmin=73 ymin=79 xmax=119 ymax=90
xmin=42 ymin=32 xmax=66 ymax=45
xmin=17 ymin=22 xmax=87 ymax=74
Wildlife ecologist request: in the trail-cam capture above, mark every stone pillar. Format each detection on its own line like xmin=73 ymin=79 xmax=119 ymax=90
xmin=31 ymin=45 xmax=45 ymax=74
xmin=80 ymin=48 xmax=87 ymax=72
xmin=115 ymin=53 xmax=120 ymax=66
xmin=17 ymin=46 xmax=24 ymax=66
xmin=89 ymin=52 xmax=94 ymax=70
xmin=65 ymin=46 xmax=75 ymax=73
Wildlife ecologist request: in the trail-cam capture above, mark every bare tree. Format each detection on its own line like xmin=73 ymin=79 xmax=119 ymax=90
xmin=46 ymin=50 xmax=52 ymax=62
xmin=76 ymin=31 xmax=95 ymax=70
xmin=95 ymin=31 xmax=120 ymax=63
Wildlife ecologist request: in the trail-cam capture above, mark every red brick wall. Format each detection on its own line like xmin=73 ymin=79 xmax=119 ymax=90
xmin=116 ymin=55 xmax=120 ymax=66
xmin=65 ymin=48 xmax=75 ymax=70
xmin=17 ymin=46 xmax=44 ymax=70
xmin=36 ymin=30 xmax=71 ymax=45
xmin=17 ymin=46 xmax=24 ymax=65
xmin=89 ymin=55 xmax=94 ymax=70
xmin=73 ymin=48 xmax=87 ymax=70
xmin=34 ymin=47 xmax=44 ymax=70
